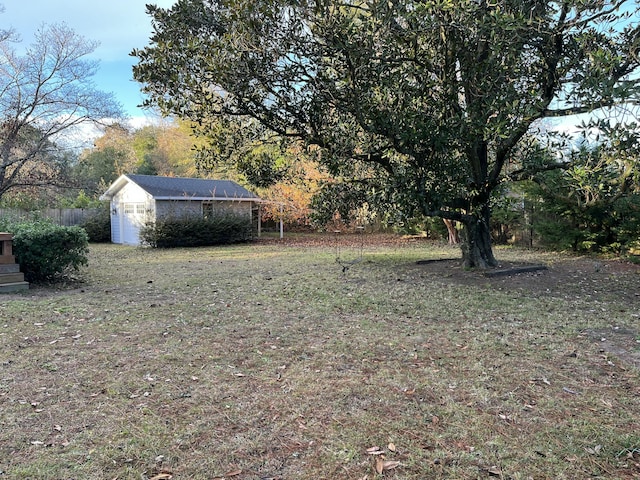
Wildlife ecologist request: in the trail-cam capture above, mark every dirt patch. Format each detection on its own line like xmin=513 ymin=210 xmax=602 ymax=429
xmin=583 ymin=327 xmax=640 ymax=370
xmin=266 ymin=234 xmax=640 ymax=369
xmin=409 ymin=254 xmax=640 ymax=370
xmin=410 ymin=255 xmax=640 ymax=302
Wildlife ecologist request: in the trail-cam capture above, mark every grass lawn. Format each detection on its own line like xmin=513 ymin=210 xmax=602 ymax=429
xmin=1 ymin=236 xmax=639 ymax=479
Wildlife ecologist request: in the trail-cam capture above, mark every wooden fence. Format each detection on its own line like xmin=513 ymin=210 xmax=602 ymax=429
xmin=0 ymin=208 xmax=102 ymax=226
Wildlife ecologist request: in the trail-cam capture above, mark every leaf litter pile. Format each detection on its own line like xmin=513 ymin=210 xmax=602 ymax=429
xmin=1 ymin=236 xmax=639 ymax=479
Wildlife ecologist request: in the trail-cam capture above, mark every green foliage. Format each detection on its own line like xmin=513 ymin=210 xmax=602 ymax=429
xmin=132 ymin=0 xmax=640 ymax=268
xmin=531 ymin=192 xmax=640 ymax=253
xmin=58 ymin=190 xmax=105 ymax=209
xmin=140 ymin=214 xmax=253 ymax=248
xmin=80 ymin=205 xmax=112 ymax=243
xmin=187 ymin=116 xmax=296 ymax=188
xmin=0 ymin=191 xmax=49 ymax=210
xmin=135 ymin=155 xmax=159 ymax=175
xmin=391 ymin=215 xmax=448 ymax=239
xmin=490 ymin=193 xmax=525 ymax=245
xmin=527 ymin=140 xmax=640 ymax=254
xmin=310 ymin=182 xmax=370 ymax=228
xmin=73 ymin=146 xmax=125 ymax=195
xmin=132 ymin=126 xmax=159 ymax=162
xmin=4 ymin=220 xmax=89 ymax=282
xmin=237 ymin=147 xmax=289 ymax=188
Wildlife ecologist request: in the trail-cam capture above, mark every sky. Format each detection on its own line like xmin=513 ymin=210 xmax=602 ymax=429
xmin=2 ymin=0 xmax=176 ymax=126
xmin=2 ymin=0 xmax=636 ymax=140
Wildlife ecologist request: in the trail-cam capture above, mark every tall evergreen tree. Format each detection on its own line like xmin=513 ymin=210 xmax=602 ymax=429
xmin=133 ymin=0 xmax=640 ymax=267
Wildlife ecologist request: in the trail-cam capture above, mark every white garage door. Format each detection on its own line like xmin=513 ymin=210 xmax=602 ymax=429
xmin=122 ymin=203 xmax=146 ymax=245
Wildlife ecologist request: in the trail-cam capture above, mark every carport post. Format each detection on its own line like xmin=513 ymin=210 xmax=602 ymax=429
xmin=257 ymin=203 xmax=262 ymax=238
xmin=279 ymin=204 xmax=284 ymax=239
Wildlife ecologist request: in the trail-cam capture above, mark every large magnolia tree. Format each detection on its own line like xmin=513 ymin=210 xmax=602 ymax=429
xmin=133 ymin=0 xmax=640 ymax=268
xmin=0 ymin=23 xmax=123 ymax=201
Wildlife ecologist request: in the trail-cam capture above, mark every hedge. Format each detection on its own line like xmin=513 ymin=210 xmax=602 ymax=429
xmin=140 ymin=214 xmax=253 ymax=248
xmin=6 ymin=221 xmax=89 ymax=282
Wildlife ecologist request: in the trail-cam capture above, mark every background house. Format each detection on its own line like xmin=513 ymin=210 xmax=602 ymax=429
xmin=100 ymin=174 xmax=261 ymax=245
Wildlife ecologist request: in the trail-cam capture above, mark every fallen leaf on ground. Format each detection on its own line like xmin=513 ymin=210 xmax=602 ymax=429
xmin=148 ymin=474 xmax=172 ymax=480
xmin=382 ymin=460 xmax=401 ymax=471
xmin=487 ymin=465 xmax=502 ymax=476
xmin=366 ymin=446 xmax=383 ymax=454
xmin=212 ymin=469 xmax=242 ymax=480
xmin=585 ymin=444 xmax=602 ymax=455
xmin=388 ymin=442 xmax=396 ymax=452
xmin=375 ymin=457 xmax=401 ymax=474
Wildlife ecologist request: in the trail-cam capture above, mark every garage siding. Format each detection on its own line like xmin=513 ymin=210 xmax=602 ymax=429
xmin=155 ymin=200 xmax=201 ymax=219
xmin=155 ymin=200 xmax=252 ymax=219
xmin=110 ymin=209 xmax=121 ymax=244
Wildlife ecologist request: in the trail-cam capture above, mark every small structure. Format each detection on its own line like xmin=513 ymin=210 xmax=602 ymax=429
xmin=100 ymin=174 xmax=261 ymax=245
xmin=0 ymin=233 xmax=29 ymax=293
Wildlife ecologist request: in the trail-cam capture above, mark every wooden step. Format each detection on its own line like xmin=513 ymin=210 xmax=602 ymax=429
xmin=0 ymin=281 xmax=29 ymax=293
xmin=0 ymin=272 xmax=25 ymax=284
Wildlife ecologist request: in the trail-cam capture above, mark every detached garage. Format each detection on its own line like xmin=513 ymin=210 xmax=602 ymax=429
xmin=100 ymin=174 xmax=261 ymax=245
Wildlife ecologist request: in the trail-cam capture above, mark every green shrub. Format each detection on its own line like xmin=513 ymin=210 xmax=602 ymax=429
xmin=530 ymin=194 xmax=640 ymax=254
xmin=524 ymin=143 xmax=640 ymax=254
xmin=140 ymin=214 xmax=253 ymax=248
xmin=80 ymin=206 xmax=111 ymax=243
xmin=9 ymin=221 xmax=89 ymax=282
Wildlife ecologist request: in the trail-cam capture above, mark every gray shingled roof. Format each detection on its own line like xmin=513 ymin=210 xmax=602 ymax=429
xmin=126 ymin=175 xmax=259 ymax=200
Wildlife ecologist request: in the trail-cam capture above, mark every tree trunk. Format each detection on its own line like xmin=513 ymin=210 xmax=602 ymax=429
xmin=443 ymin=218 xmax=460 ymax=245
xmin=459 ymin=204 xmax=497 ymax=269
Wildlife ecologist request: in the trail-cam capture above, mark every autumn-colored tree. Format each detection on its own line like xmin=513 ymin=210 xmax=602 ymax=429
xmin=258 ymin=152 xmax=328 ymax=228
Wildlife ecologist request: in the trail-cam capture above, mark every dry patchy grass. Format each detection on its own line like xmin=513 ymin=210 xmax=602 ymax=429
xmin=1 ymin=235 xmax=639 ymax=479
